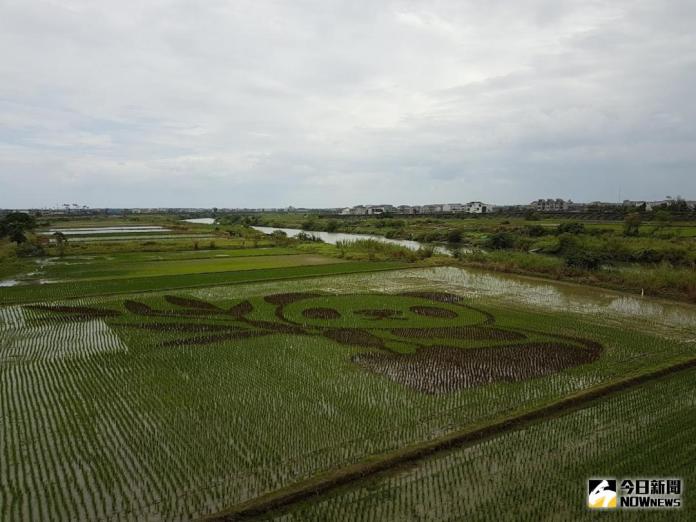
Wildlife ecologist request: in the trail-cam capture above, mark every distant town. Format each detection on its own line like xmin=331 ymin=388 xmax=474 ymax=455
xmin=3 ymin=197 xmax=694 ymax=216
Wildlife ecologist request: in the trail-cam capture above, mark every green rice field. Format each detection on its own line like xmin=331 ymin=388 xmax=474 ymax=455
xmin=2 ymin=251 xmax=695 ymax=520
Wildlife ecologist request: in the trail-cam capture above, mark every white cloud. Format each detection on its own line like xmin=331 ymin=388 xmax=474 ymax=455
xmin=0 ymin=0 xmax=694 ymax=207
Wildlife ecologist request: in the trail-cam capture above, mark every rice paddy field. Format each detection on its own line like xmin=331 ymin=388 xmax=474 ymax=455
xmin=1 ymin=246 xmax=695 ymax=520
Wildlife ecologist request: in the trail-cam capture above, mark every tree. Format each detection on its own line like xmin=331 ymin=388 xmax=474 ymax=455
xmin=6 ymin=223 xmax=27 ymax=244
xmin=523 ymin=210 xmax=540 ymax=221
xmin=270 ymin=230 xmax=288 ymax=245
xmin=565 ymin=250 xmax=602 ymax=270
xmin=53 ymin=232 xmax=68 ymax=256
xmin=652 ymin=210 xmax=672 ymax=235
xmin=623 ymin=212 xmax=642 ymax=236
xmin=0 ymin=212 xmax=36 ymax=241
xmin=325 ymin=220 xmax=339 ymax=233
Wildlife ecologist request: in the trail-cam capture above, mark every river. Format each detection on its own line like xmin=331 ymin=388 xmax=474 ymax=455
xmin=251 ymin=226 xmax=452 ymax=254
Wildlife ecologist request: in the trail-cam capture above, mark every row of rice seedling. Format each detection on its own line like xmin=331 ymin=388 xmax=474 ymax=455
xmin=1 ymin=282 xmax=695 ymax=520
xmin=270 ymin=366 xmax=696 ymax=521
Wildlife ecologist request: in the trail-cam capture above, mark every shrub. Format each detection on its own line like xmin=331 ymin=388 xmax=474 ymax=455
xmin=15 ymin=241 xmax=45 ymax=257
xmin=325 ymin=220 xmax=339 ymax=232
xmin=447 ymin=229 xmax=463 ymax=243
xmin=557 ymin=222 xmax=585 ymax=235
xmin=564 ymin=251 xmax=602 ymax=270
xmin=486 ymin=232 xmax=516 ymax=250
xmin=525 ymin=225 xmax=546 ymax=237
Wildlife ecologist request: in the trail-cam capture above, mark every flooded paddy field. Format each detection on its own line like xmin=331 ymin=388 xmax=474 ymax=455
xmin=2 ymin=263 xmax=694 ymax=520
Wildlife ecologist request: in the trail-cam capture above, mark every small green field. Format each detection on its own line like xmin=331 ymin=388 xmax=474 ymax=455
xmin=42 ymin=252 xmax=336 ymax=281
xmin=0 ymin=261 xmax=406 ymax=304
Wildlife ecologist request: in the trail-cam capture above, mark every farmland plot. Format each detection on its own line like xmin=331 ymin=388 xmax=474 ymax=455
xmin=1 ymin=267 xmax=695 ymax=520
xmin=270 ymin=366 xmax=696 ymax=522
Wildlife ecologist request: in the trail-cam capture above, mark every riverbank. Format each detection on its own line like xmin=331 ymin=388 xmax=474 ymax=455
xmin=249 ymin=213 xmax=696 ymax=304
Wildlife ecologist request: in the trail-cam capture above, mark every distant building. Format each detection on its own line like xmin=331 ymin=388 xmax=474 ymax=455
xmin=442 ymin=203 xmax=466 ymax=213
xmin=623 ymin=200 xmax=654 ymax=211
xmin=420 ymin=204 xmax=443 ymax=214
xmin=397 ymin=205 xmax=418 ymax=214
xmin=531 ymin=198 xmax=571 ymax=212
xmin=365 ymin=205 xmax=394 ymax=215
xmin=466 ymin=201 xmax=495 ymax=214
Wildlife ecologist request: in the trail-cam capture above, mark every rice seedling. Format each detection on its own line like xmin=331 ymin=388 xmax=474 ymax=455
xmin=1 ymin=270 xmax=694 ymax=520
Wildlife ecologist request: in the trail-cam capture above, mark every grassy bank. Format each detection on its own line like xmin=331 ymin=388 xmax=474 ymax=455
xmin=452 ymin=250 xmax=696 ymax=302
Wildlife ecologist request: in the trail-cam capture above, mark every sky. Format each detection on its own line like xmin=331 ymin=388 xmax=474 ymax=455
xmin=1 ymin=0 xmax=695 ymax=209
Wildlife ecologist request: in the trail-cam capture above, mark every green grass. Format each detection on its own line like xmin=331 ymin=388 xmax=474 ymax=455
xmin=42 ymin=252 xmax=334 ymax=281
xmin=271 ymin=366 xmax=696 ymax=521
xmin=47 ymin=247 xmax=299 ymax=264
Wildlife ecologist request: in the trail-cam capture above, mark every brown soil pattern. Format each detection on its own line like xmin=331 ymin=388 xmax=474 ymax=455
xmin=27 ymin=304 xmax=121 ymax=318
xmin=323 ymin=328 xmax=385 ymax=349
xmin=390 ymin=326 xmax=524 ymax=341
xmin=245 ymin=320 xmax=307 ymax=334
xmin=302 ymin=308 xmax=341 ymax=319
xmin=409 ymin=306 xmax=458 ymax=318
xmin=124 ymin=300 xmax=155 ymax=315
xmin=354 ymin=342 xmax=600 ymax=393
xmin=229 ymin=300 xmax=253 ymax=318
xmin=164 ymin=295 xmax=220 ymax=310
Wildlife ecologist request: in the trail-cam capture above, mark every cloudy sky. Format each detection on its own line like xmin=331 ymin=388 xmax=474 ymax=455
xmin=1 ymin=0 xmax=695 ymax=208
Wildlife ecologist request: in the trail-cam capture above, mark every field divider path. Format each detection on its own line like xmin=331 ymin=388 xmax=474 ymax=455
xmin=203 ymin=355 xmax=696 ymax=521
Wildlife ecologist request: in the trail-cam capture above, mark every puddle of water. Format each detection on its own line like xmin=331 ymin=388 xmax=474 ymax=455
xmin=183 ymin=218 xmax=217 ymax=225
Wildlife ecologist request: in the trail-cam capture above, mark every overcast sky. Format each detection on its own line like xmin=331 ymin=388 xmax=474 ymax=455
xmin=1 ymin=0 xmax=695 ymax=208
